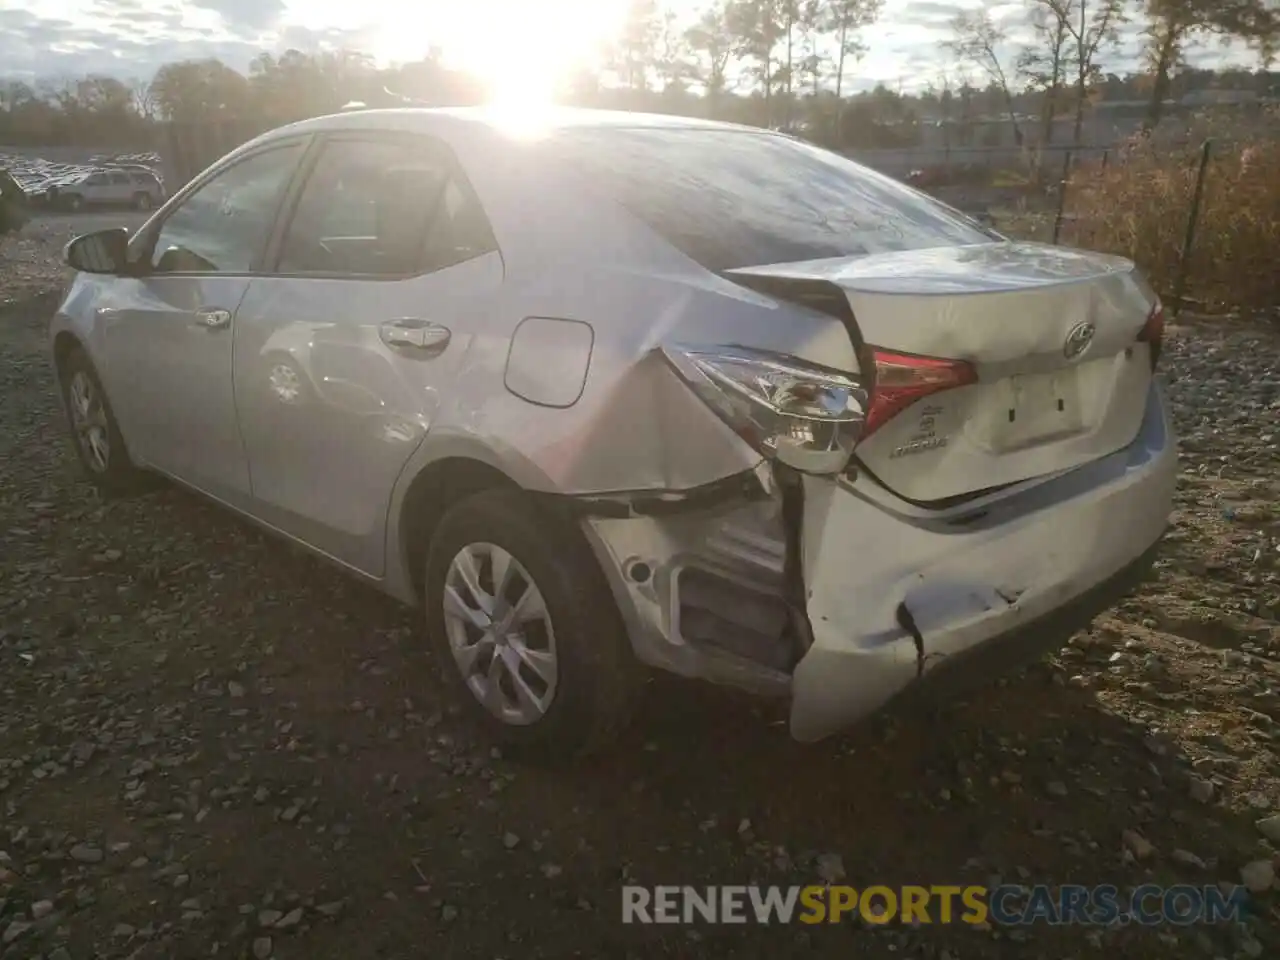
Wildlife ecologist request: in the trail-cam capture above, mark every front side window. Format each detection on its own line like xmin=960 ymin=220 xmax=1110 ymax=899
xmin=277 ymin=137 xmax=496 ymax=277
xmin=148 ymin=143 xmax=303 ymax=274
xmin=546 ymin=128 xmax=999 ymax=272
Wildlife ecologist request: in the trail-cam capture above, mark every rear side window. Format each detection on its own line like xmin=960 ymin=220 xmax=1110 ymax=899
xmin=547 ymin=128 xmax=997 ymax=272
xmin=277 ymin=137 xmax=496 ymax=277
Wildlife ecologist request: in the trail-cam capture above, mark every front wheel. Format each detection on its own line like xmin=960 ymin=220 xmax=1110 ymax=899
xmin=424 ymin=488 xmax=641 ymax=763
xmin=59 ymin=347 xmax=152 ymax=497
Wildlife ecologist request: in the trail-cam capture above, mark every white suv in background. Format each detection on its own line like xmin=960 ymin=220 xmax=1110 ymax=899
xmin=51 ymin=168 xmax=165 ymax=211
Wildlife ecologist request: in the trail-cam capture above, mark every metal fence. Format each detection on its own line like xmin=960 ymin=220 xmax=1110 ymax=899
xmin=968 ymin=136 xmax=1279 ymax=316
xmin=848 ymin=142 xmax=1118 ymax=180
xmin=1051 ymin=141 xmax=1211 ymax=317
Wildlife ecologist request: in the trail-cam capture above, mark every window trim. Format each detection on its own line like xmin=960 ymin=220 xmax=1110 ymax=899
xmin=260 ymin=130 xmax=502 ymax=282
xmin=128 ymin=134 xmax=316 ymax=279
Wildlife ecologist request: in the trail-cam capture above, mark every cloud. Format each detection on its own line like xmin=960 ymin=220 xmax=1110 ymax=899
xmin=188 ymin=0 xmax=286 ymax=33
xmin=0 ymin=0 xmax=1266 ymax=94
xmin=0 ymin=13 xmax=256 ymax=81
xmin=897 ymin=1 xmax=967 ymax=27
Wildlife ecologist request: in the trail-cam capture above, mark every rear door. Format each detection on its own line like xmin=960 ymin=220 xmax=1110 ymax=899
xmin=232 ymin=132 xmax=504 ymax=575
xmin=79 ymin=172 xmax=109 ymax=204
xmin=106 ymin=170 xmax=133 ymax=203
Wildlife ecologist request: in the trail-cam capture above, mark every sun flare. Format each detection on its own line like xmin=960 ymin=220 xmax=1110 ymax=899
xmin=378 ymin=0 xmax=630 ymax=107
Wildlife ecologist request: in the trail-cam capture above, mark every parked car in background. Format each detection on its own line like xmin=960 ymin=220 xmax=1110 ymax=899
xmin=48 ymin=167 xmax=165 ymax=211
xmin=48 ymin=108 xmax=1175 ymax=762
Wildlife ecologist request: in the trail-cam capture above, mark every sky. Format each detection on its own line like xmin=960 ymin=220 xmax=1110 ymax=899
xmin=0 ymin=0 xmax=1267 ymax=98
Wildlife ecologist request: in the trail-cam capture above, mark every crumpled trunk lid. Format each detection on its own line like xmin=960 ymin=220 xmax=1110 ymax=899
xmin=729 ymin=242 xmax=1159 ymax=503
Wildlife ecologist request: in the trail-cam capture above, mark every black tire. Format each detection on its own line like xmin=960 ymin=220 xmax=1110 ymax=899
xmin=133 ymin=192 xmax=153 ymax=211
xmin=58 ymin=346 xmax=152 ymax=498
xmin=424 ymin=488 xmax=641 ymax=763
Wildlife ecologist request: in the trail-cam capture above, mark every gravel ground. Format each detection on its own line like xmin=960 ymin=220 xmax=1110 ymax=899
xmin=2 ymin=220 xmax=1280 ymax=960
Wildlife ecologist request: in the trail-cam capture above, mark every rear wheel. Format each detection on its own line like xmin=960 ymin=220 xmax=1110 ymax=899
xmin=424 ymin=489 xmax=641 ymax=762
xmin=59 ymin=347 xmax=151 ymax=497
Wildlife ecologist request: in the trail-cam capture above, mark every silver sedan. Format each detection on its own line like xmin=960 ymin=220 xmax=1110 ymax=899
xmin=51 ymin=107 xmax=1175 ymax=761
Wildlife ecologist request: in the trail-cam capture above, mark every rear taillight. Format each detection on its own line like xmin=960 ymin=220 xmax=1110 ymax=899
xmin=861 ymin=347 xmax=978 ymax=438
xmin=662 ymin=344 xmax=869 ymax=474
xmin=1137 ymin=303 xmax=1164 ymax=371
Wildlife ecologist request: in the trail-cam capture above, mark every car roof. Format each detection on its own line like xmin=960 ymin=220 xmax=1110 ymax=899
xmin=257 ymin=106 xmax=772 ymax=142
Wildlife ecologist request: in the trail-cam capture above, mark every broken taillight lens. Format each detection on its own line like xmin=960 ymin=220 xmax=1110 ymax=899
xmin=861 ymin=348 xmax=978 ymax=439
xmin=1136 ymin=303 xmax=1164 ymax=371
xmin=661 ymin=344 xmax=869 ymax=474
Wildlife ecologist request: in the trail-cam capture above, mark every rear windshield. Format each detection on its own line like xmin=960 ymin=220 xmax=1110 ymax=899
xmin=547 ymin=127 xmax=997 ymax=272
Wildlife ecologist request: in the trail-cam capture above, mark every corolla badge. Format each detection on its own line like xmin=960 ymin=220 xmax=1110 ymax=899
xmin=1063 ymin=321 xmax=1096 ymax=360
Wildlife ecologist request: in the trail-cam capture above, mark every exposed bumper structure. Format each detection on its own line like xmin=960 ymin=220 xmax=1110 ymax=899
xmin=579 ymin=383 xmax=1176 ymax=742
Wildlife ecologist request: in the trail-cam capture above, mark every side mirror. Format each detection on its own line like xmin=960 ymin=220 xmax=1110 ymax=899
xmin=64 ymin=228 xmax=130 ymax=274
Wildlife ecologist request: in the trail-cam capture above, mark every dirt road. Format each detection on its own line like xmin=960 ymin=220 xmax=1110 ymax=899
xmin=2 ymin=221 xmax=1279 ymax=959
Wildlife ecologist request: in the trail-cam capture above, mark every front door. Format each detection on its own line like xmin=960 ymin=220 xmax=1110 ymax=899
xmin=100 ymin=141 xmax=307 ymax=503
xmin=232 ymin=133 xmax=505 ymax=575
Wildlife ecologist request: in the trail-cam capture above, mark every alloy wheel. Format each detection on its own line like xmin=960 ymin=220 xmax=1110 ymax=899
xmin=68 ymin=370 xmax=110 ymax=473
xmin=440 ymin=542 xmax=558 ymax=725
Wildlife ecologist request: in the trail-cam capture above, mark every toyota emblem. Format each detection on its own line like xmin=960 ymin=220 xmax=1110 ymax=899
xmin=1063 ymin=321 xmax=1096 ymax=360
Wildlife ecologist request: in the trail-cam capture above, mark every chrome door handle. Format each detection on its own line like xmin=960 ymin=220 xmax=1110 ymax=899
xmin=379 ymin=319 xmax=451 ymax=352
xmin=195 ymin=308 xmax=232 ymax=330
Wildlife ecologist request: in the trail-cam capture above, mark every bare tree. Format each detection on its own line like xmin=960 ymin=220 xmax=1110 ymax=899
xmin=796 ymin=0 xmax=829 ymax=99
xmin=684 ymin=1 xmax=736 ymax=112
xmin=823 ymin=0 xmax=883 ymax=139
xmin=937 ymin=69 xmax=954 ymax=152
xmin=1063 ymin=0 xmax=1124 ymax=146
xmin=1018 ymin=0 xmax=1074 ymax=147
xmin=653 ymin=8 xmax=693 ymax=95
xmin=781 ymin=0 xmax=798 ymax=126
xmin=1140 ymin=0 xmax=1278 ymax=130
xmin=617 ymin=0 xmax=662 ymax=93
xmin=130 ymin=78 xmax=159 ymax=122
xmin=946 ymin=6 xmax=1024 ymax=146
xmin=727 ymin=0 xmax=784 ymax=126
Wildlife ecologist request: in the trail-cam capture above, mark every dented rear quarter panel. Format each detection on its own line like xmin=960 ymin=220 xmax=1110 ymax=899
xmin=376 ymin=118 xmax=863 ymax=599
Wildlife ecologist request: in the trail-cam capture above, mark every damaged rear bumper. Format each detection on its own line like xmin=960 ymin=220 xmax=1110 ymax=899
xmin=792 ymin=382 xmax=1175 ymax=740
xmin=576 ymin=383 xmax=1175 ymax=743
